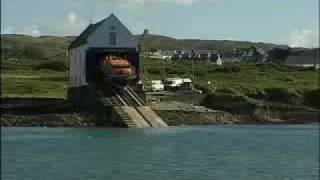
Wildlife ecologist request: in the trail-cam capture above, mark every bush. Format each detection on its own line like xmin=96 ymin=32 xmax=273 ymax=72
xmin=195 ymin=70 xmax=206 ymax=76
xmin=24 ymin=45 xmax=45 ymax=59
xmin=213 ymin=66 xmax=241 ymax=73
xmin=304 ymin=89 xmax=320 ymax=108
xmin=238 ymin=86 xmax=266 ymax=99
xmin=166 ymin=67 xmax=186 ymax=75
xmin=201 ymin=90 xmax=255 ymax=114
xmin=264 ymin=87 xmax=297 ymax=103
xmin=34 ymin=61 xmax=66 ymax=71
xmin=193 ymin=83 xmax=209 ymax=94
xmin=283 ymin=76 xmax=296 ymax=82
xmin=215 ymin=87 xmax=238 ymax=94
xmin=148 ymin=68 xmax=161 ymax=75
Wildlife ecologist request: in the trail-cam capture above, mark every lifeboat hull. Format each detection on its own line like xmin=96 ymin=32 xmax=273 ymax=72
xmin=103 ymin=74 xmax=137 ymax=86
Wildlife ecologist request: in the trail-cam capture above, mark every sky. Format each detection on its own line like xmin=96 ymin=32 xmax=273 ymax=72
xmin=1 ymin=0 xmax=319 ymax=48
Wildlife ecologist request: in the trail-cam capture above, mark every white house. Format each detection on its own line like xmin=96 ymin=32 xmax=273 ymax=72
xmin=68 ymin=13 xmax=138 ymax=103
xmin=285 ymin=55 xmax=320 ymax=69
xmin=216 ymin=53 xmax=223 ymax=66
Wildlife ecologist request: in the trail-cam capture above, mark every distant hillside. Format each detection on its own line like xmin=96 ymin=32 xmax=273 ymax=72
xmin=1 ymin=34 xmax=68 ymax=61
xmin=0 ymin=34 xmax=312 ymax=64
xmin=135 ymin=34 xmax=289 ymax=53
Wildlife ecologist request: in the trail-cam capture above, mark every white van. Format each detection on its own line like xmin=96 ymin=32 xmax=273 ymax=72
xmin=165 ymin=78 xmax=183 ymax=91
xmin=180 ymin=78 xmax=193 ymax=91
xmin=150 ymin=80 xmax=164 ymax=92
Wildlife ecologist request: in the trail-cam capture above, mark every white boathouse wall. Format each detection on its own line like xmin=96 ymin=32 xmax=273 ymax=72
xmin=69 ymin=45 xmax=88 ymax=87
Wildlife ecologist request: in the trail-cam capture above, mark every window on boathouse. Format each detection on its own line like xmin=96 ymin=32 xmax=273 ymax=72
xmin=109 ymin=32 xmax=116 ymax=45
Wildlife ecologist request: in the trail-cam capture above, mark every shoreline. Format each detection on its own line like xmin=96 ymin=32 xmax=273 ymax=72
xmin=2 ymin=122 xmax=319 ymax=129
xmin=1 ymin=97 xmax=319 ymax=127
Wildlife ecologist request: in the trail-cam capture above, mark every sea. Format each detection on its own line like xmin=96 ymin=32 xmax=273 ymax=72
xmin=1 ymin=124 xmax=319 ymax=180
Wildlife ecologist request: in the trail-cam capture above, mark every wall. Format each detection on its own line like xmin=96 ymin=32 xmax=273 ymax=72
xmin=87 ymin=16 xmax=137 ymax=49
xmin=69 ymin=44 xmax=88 ymax=87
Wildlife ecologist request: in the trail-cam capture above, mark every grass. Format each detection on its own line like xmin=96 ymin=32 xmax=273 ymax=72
xmin=1 ymin=56 xmax=319 ymax=101
xmin=1 ymin=70 xmax=68 ymax=98
xmin=141 ymin=58 xmax=319 ymax=96
xmin=2 ymin=34 xmax=318 ymax=106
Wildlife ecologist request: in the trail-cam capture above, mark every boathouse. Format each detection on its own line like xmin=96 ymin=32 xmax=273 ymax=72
xmin=68 ymin=14 xmax=139 ymax=104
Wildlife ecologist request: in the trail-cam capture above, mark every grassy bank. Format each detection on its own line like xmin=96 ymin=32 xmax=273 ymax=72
xmin=1 ymin=34 xmax=318 ymax=100
xmin=141 ymin=58 xmax=319 ymax=106
xmin=1 ymin=69 xmax=68 ymax=98
xmin=1 ymin=57 xmax=319 ymax=101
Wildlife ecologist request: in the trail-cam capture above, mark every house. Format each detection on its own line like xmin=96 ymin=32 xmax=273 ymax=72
xmin=285 ymin=49 xmax=319 ymax=69
xmin=242 ymin=46 xmax=266 ymax=62
xmin=148 ymin=50 xmax=162 ymax=59
xmin=160 ymin=49 xmax=218 ymax=61
xmin=220 ymin=51 xmax=242 ymax=64
xmin=161 ymin=51 xmax=175 ymax=61
xmin=216 ymin=54 xmax=223 ymax=65
xmin=68 ymin=13 xmax=139 ymax=104
xmin=285 ymin=55 xmax=319 ymax=69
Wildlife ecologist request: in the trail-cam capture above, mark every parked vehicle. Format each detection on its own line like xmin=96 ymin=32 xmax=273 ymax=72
xmin=164 ymin=78 xmax=194 ymax=91
xmin=165 ymin=78 xmax=183 ymax=91
xmin=180 ymin=78 xmax=193 ymax=91
xmin=150 ymin=80 xmax=164 ymax=92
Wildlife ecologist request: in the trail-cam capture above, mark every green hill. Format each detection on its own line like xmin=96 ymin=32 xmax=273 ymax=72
xmin=1 ymin=34 xmax=318 ymax=101
xmin=1 ymin=33 xmax=289 ymax=63
xmin=135 ymin=34 xmax=288 ymax=53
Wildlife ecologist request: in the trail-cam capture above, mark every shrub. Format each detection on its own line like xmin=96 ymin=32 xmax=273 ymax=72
xmin=264 ymin=87 xmax=297 ymax=103
xmin=201 ymin=90 xmax=255 ymax=114
xmin=213 ymin=66 xmax=241 ymax=73
xmin=283 ymin=76 xmax=296 ymax=82
xmin=148 ymin=68 xmax=161 ymax=75
xmin=166 ymin=67 xmax=186 ymax=75
xmin=304 ymin=89 xmax=320 ymax=108
xmin=193 ymin=83 xmax=209 ymax=94
xmin=215 ymin=87 xmax=238 ymax=94
xmin=24 ymin=45 xmax=45 ymax=59
xmin=195 ymin=70 xmax=206 ymax=76
xmin=238 ymin=86 xmax=266 ymax=99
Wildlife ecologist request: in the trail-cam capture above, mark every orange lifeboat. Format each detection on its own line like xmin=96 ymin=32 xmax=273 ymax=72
xmin=98 ymin=56 xmax=137 ymax=83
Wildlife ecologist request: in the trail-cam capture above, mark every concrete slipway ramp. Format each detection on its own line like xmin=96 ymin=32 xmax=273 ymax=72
xmin=106 ymin=86 xmax=168 ymax=128
xmin=113 ymin=106 xmax=168 ymax=128
xmin=137 ymin=106 xmax=168 ymax=127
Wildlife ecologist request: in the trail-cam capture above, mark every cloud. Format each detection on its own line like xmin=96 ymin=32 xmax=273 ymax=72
xmin=55 ymin=11 xmax=87 ymax=36
xmin=288 ymin=29 xmax=319 ymax=48
xmin=2 ymin=11 xmax=87 ymax=36
xmin=22 ymin=25 xmax=41 ymax=36
xmin=68 ymin=12 xmax=78 ymax=24
xmin=2 ymin=26 xmax=15 ymax=34
xmin=103 ymin=0 xmax=222 ymax=4
xmin=102 ymin=0 xmax=222 ymax=9
xmin=2 ymin=25 xmax=41 ymax=36
xmin=129 ymin=0 xmax=222 ymax=5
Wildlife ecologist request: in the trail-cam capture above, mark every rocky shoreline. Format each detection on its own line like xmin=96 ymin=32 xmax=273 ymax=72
xmin=1 ymin=97 xmax=319 ymax=127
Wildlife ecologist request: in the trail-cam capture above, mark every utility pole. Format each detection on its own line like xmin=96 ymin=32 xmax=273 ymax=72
xmin=192 ymin=58 xmax=195 ymax=82
xmin=204 ymin=36 xmax=208 ymax=66
xmin=162 ymin=58 xmax=165 ymax=81
xmin=89 ymin=6 xmax=94 ymax=25
xmin=138 ymin=29 xmax=148 ymax=81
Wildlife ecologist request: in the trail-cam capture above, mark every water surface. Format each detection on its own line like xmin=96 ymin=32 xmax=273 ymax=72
xmin=1 ymin=125 xmax=319 ymax=180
